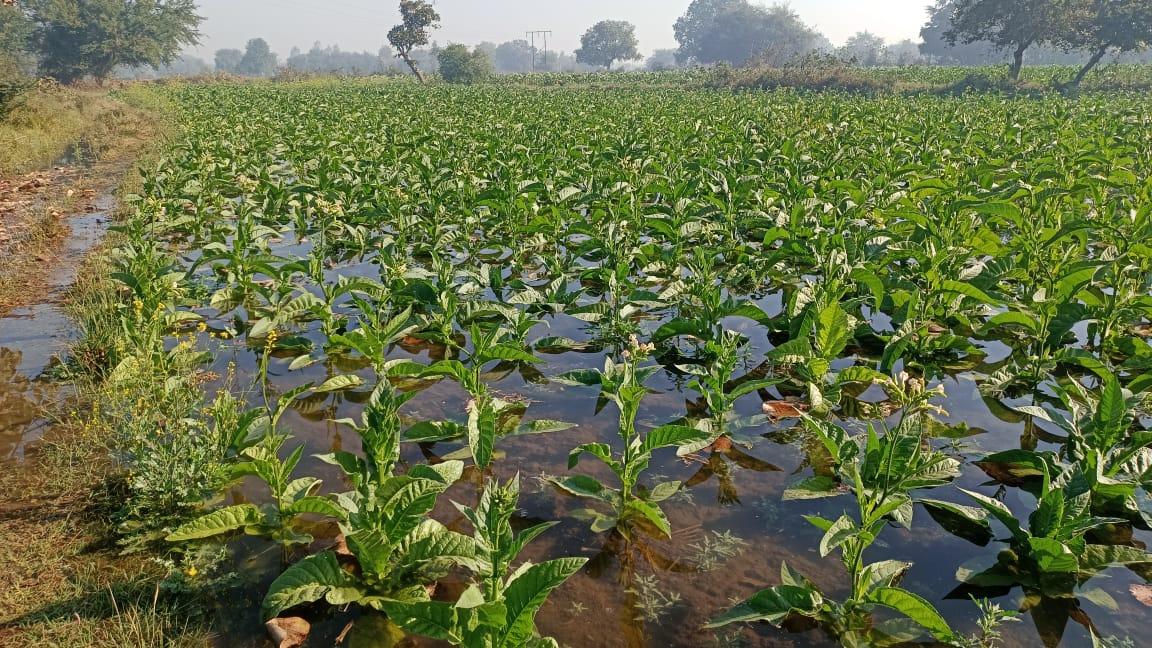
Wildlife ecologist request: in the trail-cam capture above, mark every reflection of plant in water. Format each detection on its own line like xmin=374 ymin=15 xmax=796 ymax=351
xmin=628 ymin=574 xmax=682 ymax=623
xmin=688 ymin=530 xmax=747 ymax=572
xmin=527 ymin=469 xmax=558 ymax=494
xmin=750 ymin=495 xmax=781 ymax=528
xmin=683 ymin=442 xmax=781 ymax=506
xmin=707 ymin=629 xmax=750 ymax=648
xmin=1096 ymin=636 xmax=1136 ymax=648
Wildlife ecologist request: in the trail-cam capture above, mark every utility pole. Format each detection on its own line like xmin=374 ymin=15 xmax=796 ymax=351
xmin=526 ymin=30 xmax=552 ymax=72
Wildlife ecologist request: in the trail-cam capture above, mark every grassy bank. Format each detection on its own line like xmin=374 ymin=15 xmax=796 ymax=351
xmin=0 ymin=85 xmax=164 ymax=315
xmin=0 ymin=85 xmax=222 ymax=647
xmin=0 ymin=84 xmax=162 ymax=178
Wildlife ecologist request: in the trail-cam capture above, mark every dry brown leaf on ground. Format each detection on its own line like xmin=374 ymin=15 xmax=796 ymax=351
xmin=266 ymin=617 xmax=310 ymax=648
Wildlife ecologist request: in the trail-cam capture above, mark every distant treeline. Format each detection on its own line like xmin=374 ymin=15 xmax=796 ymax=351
xmin=96 ymin=0 xmax=1152 ymax=84
xmin=118 ymin=38 xmax=605 ymax=80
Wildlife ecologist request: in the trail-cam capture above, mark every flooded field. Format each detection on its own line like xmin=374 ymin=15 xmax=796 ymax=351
xmin=52 ymin=83 xmax=1152 ymax=647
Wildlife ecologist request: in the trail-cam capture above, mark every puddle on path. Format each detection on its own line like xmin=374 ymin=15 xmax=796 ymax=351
xmin=0 ymin=194 xmax=114 ymax=460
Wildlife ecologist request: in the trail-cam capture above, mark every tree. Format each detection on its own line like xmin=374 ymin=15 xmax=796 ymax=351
xmin=646 ymin=48 xmax=680 ymax=71
xmin=214 ymin=48 xmax=243 ymax=73
xmin=921 ymin=0 xmax=994 ymax=64
xmin=674 ymin=0 xmax=744 ymax=64
xmin=1 ymin=1 xmax=33 ymax=62
xmin=840 ymin=31 xmax=887 ymax=66
xmin=24 ymin=0 xmax=201 ymax=84
xmin=437 ymin=43 xmax=491 ymax=84
xmin=1059 ymin=0 xmax=1152 ymax=88
xmin=387 ymin=0 xmax=439 ymax=82
xmin=285 ymin=42 xmax=393 ymax=76
xmin=118 ymin=53 xmax=211 ymax=79
xmin=944 ymin=0 xmax=1063 ymax=80
xmin=237 ymin=37 xmax=277 ymax=77
xmin=493 ymin=39 xmax=535 ymax=73
xmin=1 ymin=1 xmax=33 ymax=70
xmin=885 ymin=39 xmax=925 ymax=66
xmin=0 ymin=2 xmax=34 ymax=114
xmin=575 ymin=20 xmax=641 ymax=70
xmin=688 ymin=2 xmax=822 ymax=66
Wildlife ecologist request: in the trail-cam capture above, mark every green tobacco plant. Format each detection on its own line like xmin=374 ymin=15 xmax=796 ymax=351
xmin=711 ymin=406 xmax=961 ymax=645
xmin=551 ymin=340 xmax=709 ymax=538
xmin=925 ymin=459 xmax=1151 ymax=645
xmin=329 ymin=304 xmax=421 ymax=376
xmin=652 ymin=250 xmax=770 ymax=350
xmin=260 ymin=383 xmax=476 ymax=619
xmin=979 ymin=374 xmax=1152 ymax=525
xmin=261 ymin=454 xmax=472 ymax=619
xmin=979 ymin=258 xmax=1101 ymax=392
xmin=412 ymin=324 xmax=547 ymax=470
xmin=324 ymin=382 xmax=419 ymax=496
xmin=382 ymin=476 xmax=587 ymax=647
xmin=166 ymin=433 xmax=344 ymax=549
xmin=675 ymin=331 xmax=782 ymax=504
xmin=927 ymin=464 xmax=1150 ymax=596
xmin=678 ymin=330 xmax=778 ymax=452
xmin=768 ymin=301 xmax=883 ymax=414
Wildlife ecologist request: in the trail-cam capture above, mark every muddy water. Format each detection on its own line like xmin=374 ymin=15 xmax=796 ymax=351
xmin=189 ymin=286 xmax=1151 ymax=648
xmin=9 ymin=196 xmax=1139 ymax=645
xmin=0 ymin=196 xmax=114 ymax=459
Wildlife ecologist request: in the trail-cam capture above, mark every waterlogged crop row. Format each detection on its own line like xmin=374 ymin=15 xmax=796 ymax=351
xmin=104 ymin=82 xmax=1152 ymax=646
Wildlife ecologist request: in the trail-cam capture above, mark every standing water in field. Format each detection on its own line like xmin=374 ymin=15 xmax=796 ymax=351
xmin=93 ymin=83 xmax=1152 ymax=648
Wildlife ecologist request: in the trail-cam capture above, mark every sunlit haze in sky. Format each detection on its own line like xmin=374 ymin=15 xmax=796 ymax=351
xmin=187 ymin=0 xmax=931 ymax=59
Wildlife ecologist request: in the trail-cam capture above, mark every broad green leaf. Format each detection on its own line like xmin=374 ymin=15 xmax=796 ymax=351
xmin=262 ymin=552 xmax=361 ymax=619
xmin=500 ymin=558 xmax=588 ymax=646
xmin=705 ymin=585 xmax=821 ymax=628
xmin=818 ymin=515 xmax=856 ymax=558
xmin=868 ymin=587 xmax=954 ymax=641
xmin=380 ymin=600 xmax=462 ymax=643
xmin=166 ymin=504 xmax=263 ymax=541
xmin=641 ymin=424 xmax=709 ymax=455
xmin=314 ymin=374 xmax=364 ymax=393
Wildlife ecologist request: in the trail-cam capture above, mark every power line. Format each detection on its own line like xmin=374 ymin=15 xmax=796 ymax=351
xmin=525 ymin=30 xmax=552 ymax=72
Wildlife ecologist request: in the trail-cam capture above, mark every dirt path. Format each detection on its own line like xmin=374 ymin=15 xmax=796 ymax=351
xmin=0 ymin=160 xmax=122 ymax=318
xmin=0 ymin=98 xmax=215 ymax=646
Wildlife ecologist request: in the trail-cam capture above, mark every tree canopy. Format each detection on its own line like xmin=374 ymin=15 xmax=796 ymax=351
xmin=1058 ymin=0 xmax=1152 ymax=86
xmin=437 ymin=43 xmax=491 ymax=84
xmin=214 ymin=48 xmax=242 ymax=74
xmin=841 ymin=31 xmax=887 ymax=66
xmin=944 ymin=0 xmax=1064 ymax=79
xmin=25 ymin=0 xmax=201 ymax=83
xmin=237 ymin=37 xmax=277 ymax=77
xmin=285 ymin=42 xmax=396 ymax=77
xmin=575 ymin=20 xmax=641 ymax=70
xmin=387 ymin=0 xmax=440 ymax=82
xmin=674 ymin=0 xmax=823 ymax=66
xmin=492 ymin=39 xmax=535 ymax=73
xmin=0 ymin=2 xmax=33 ymax=68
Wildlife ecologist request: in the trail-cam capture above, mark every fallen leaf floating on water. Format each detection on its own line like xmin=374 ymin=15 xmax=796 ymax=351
xmin=1130 ymin=584 xmax=1152 ymax=607
xmin=266 ymin=616 xmax=310 ymax=648
xmin=762 ymin=400 xmax=808 ymax=419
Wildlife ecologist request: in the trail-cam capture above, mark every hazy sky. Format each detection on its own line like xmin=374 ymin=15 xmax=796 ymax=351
xmin=187 ymin=1 xmax=930 ymax=60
